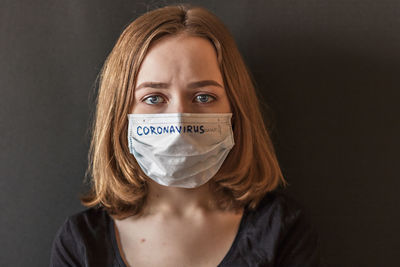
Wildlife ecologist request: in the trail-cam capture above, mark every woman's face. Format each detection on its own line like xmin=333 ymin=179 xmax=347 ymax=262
xmin=131 ymin=34 xmax=231 ymax=114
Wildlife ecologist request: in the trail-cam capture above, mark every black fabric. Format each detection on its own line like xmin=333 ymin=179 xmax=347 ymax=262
xmin=49 ymin=191 xmax=324 ymax=267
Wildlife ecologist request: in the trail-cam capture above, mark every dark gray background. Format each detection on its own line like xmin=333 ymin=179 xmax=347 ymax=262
xmin=1 ymin=0 xmax=399 ymax=266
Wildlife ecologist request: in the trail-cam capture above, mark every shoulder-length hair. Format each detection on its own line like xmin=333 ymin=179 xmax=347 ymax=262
xmin=80 ymin=4 xmax=287 ymax=219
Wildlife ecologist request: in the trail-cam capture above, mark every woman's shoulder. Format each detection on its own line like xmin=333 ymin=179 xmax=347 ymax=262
xmin=241 ymin=190 xmax=325 ymax=266
xmin=50 ymin=206 xmax=116 ymax=266
xmin=67 ymin=206 xmax=110 ymax=230
xmin=52 ymin=206 xmax=111 ymax=248
xmin=246 ymin=190 xmax=318 ymax=242
xmin=248 ymin=190 xmax=306 ymax=223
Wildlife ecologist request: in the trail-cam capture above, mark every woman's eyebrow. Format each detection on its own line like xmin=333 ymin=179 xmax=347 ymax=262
xmin=135 ymin=80 xmax=223 ymax=91
xmin=187 ymin=80 xmax=223 ymax=90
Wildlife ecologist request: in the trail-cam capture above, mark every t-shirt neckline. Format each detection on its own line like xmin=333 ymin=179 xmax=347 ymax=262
xmin=107 ymin=206 xmax=249 ymax=267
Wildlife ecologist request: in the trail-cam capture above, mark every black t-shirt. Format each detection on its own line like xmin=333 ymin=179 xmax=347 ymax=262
xmin=49 ymin=191 xmax=324 ymax=267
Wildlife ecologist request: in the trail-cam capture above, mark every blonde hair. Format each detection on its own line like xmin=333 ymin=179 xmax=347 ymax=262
xmin=80 ymin=4 xmax=287 ymax=219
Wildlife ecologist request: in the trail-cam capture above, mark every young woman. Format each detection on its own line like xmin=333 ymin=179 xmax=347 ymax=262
xmin=50 ymin=4 xmax=323 ymax=267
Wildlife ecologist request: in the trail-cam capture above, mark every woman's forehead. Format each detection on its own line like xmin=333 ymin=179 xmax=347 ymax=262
xmin=136 ymin=35 xmax=222 ymax=85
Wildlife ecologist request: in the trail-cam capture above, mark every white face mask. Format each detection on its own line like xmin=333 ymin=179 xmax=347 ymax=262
xmin=127 ymin=113 xmax=235 ymax=188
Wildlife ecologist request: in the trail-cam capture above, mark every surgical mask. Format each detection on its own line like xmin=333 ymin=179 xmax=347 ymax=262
xmin=127 ymin=113 xmax=234 ymax=188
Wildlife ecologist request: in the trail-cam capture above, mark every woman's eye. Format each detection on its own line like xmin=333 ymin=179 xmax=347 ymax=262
xmin=194 ymin=94 xmax=216 ymax=103
xmin=143 ymin=95 xmax=165 ymax=105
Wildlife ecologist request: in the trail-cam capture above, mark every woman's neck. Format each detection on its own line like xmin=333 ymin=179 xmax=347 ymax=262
xmin=142 ymin=178 xmax=218 ymax=218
